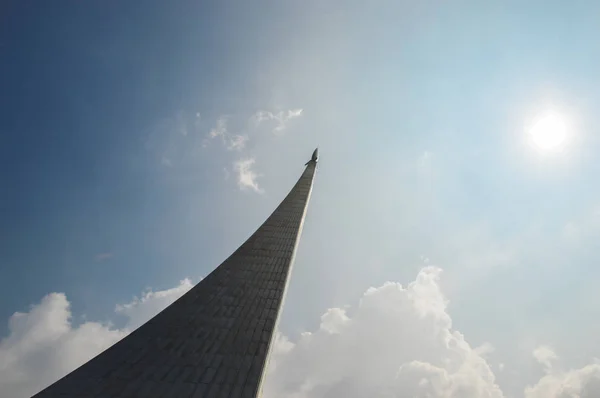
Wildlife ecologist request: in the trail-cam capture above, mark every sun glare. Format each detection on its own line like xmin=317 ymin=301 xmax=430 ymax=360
xmin=529 ymin=112 xmax=568 ymax=151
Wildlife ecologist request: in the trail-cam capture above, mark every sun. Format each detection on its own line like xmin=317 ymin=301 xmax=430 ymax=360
xmin=529 ymin=111 xmax=568 ymax=151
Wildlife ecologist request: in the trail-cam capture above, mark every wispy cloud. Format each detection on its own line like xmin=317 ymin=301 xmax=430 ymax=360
xmin=94 ymin=252 xmax=113 ymax=262
xmin=252 ymin=108 xmax=303 ymax=134
xmin=532 ymin=345 xmax=558 ymax=372
xmin=234 ymin=158 xmax=263 ymax=193
xmin=143 ymin=110 xmax=202 ymax=168
xmin=176 ymin=111 xmax=188 ymax=136
xmin=160 ymin=156 xmax=172 ymax=167
xmin=208 ymin=117 xmax=227 ymax=139
xmin=227 ymin=134 xmax=248 ymax=151
xmin=205 ymin=117 xmax=248 ymax=151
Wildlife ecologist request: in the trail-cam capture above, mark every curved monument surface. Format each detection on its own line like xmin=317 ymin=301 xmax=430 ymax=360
xmin=33 ymin=150 xmax=318 ymax=398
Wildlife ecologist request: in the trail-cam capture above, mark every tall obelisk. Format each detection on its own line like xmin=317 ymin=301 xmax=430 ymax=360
xmin=33 ymin=149 xmax=319 ymax=398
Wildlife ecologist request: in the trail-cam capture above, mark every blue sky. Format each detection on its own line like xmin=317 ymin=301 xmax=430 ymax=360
xmin=3 ymin=1 xmax=600 ymax=397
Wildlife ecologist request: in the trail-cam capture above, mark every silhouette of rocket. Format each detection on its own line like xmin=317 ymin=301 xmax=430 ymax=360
xmin=305 ymin=147 xmax=319 ymax=165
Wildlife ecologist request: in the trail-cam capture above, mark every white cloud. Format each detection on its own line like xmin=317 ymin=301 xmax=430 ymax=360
xmin=252 ymin=111 xmax=275 ymax=124
xmin=228 ymin=134 xmax=249 ymax=151
xmin=5 ymin=268 xmax=599 ymax=398
xmin=287 ymin=108 xmax=303 ymax=118
xmin=0 ymin=293 xmax=126 ymax=398
xmin=234 ymin=158 xmax=263 ymax=193
xmin=252 ymin=108 xmax=303 ymax=134
xmin=263 ymin=267 xmax=504 ymax=398
xmin=208 ymin=116 xmax=227 ymax=139
xmin=115 ymin=278 xmax=193 ymax=330
xmin=532 ymin=345 xmax=559 ymax=372
xmin=0 ymin=280 xmax=193 ymax=398
xmin=526 ymin=349 xmax=600 ymax=398
xmin=205 ymin=116 xmax=248 ymax=151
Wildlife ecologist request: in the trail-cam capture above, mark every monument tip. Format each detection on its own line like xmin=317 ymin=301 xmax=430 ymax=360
xmin=305 ymin=148 xmax=319 ymax=165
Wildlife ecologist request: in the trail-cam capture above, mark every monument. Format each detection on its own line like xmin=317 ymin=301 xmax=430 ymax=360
xmin=33 ymin=149 xmax=319 ymax=398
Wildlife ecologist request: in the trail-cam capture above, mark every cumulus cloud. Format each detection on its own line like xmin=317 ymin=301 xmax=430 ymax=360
xmin=5 ymin=267 xmax=600 ymax=398
xmin=205 ymin=116 xmax=248 ymax=151
xmin=0 ymin=293 xmax=126 ymax=398
xmin=526 ymin=348 xmax=600 ymax=398
xmin=234 ymin=158 xmax=263 ymax=193
xmin=263 ymin=267 xmax=504 ymax=398
xmin=0 ymin=280 xmax=193 ymax=398
xmin=114 ymin=278 xmax=193 ymax=330
xmin=252 ymin=108 xmax=303 ymax=134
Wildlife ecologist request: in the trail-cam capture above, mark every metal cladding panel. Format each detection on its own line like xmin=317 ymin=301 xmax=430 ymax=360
xmin=32 ymin=159 xmax=317 ymax=398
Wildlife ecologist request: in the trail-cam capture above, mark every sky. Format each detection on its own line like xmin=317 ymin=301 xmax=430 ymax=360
xmin=2 ymin=1 xmax=600 ymax=397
